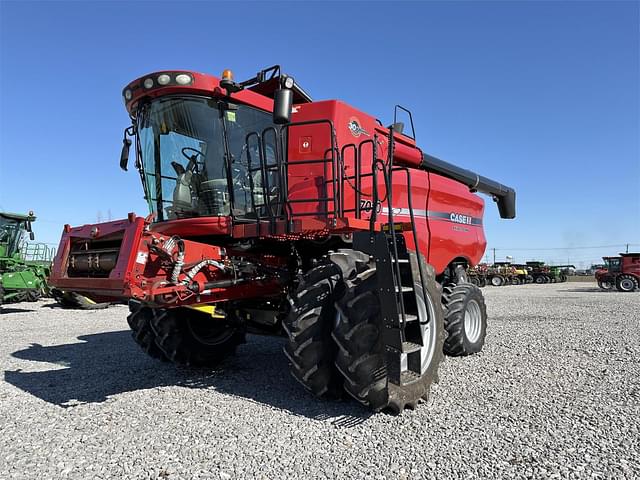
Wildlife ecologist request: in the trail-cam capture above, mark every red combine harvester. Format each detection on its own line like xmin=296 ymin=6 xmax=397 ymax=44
xmin=595 ymin=254 xmax=640 ymax=292
xmin=50 ymin=66 xmax=516 ymax=413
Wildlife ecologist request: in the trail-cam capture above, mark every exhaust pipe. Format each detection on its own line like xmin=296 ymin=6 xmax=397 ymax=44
xmin=421 ymin=153 xmax=516 ymax=219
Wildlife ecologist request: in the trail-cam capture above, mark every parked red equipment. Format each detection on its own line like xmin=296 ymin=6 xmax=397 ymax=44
xmin=595 ymin=254 xmax=640 ymax=292
xmin=50 ymin=66 xmax=516 ymax=412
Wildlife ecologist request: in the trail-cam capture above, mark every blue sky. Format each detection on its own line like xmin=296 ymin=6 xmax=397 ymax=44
xmin=1 ymin=1 xmax=638 ymax=267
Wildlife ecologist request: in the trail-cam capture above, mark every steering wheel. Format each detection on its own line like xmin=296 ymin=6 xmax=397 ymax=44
xmin=181 ymin=147 xmax=204 ymax=173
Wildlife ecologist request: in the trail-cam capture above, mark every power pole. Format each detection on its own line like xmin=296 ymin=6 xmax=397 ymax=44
xmin=627 ymin=244 xmax=629 ymax=253
xmin=492 ymin=248 xmax=496 ymax=264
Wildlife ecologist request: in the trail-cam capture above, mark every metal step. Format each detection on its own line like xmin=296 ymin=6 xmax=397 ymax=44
xmin=391 ymin=258 xmax=409 ymax=263
xmin=395 ymin=286 xmax=413 ymax=293
xmin=400 ymin=370 xmax=421 ymax=385
xmin=402 ymin=313 xmax=419 ymax=323
xmin=402 ymin=341 xmax=422 ymax=354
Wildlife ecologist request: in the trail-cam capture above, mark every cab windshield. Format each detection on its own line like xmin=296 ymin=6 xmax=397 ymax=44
xmin=136 ymin=96 xmax=278 ymax=221
xmin=0 ymin=216 xmax=26 ymax=257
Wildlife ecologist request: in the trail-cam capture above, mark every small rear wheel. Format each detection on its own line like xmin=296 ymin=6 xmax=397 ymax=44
xmin=616 ymin=275 xmax=638 ymax=292
xmin=443 ymin=283 xmax=487 ymax=356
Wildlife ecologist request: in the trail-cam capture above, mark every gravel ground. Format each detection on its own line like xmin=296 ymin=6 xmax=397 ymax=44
xmin=0 ymin=283 xmax=638 ymax=479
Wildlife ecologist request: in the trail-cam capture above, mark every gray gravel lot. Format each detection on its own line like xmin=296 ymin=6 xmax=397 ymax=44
xmin=1 ymin=283 xmax=638 ymax=479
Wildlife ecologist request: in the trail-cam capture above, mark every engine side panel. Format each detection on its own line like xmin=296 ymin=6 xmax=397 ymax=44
xmin=426 ymin=173 xmax=486 ymax=273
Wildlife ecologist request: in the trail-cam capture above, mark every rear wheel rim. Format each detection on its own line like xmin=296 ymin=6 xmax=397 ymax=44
xmin=620 ymin=279 xmax=634 ymax=291
xmin=464 ymin=299 xmax=482 ymax=344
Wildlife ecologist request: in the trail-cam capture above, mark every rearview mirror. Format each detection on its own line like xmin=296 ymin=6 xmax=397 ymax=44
xmin=120 ymin=138 xmax=132 ymax=171
xmin=273 ymin=88 xmax=293 ymax=125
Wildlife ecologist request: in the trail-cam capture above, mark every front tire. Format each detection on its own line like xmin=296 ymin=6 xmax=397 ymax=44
xmin=490 ymin=275 xmax=503 ymax=287
xmin=598 ymin=279 xmax=613 ymax=290
xmin=127 ymin=301 xmax=168 ymax=361
xmin=616 ymin=275 xmax=638 ymax=292
xmin=150 ymin=306 xmax=245 ymax=367
xmin=283 ymin=261 xmax=344 ymax=398
xmin=332 ymin=252 xmax=444 ymax=413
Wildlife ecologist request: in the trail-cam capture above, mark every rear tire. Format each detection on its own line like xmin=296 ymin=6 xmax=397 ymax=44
xmin=150 ymin=306 xmax=245 ymax=367
xmin=283 ymin=261 xmax=345 ymax=398
xmin=490 ymin=275 xmax=503 ymax=287
xmin=616 ymin=275 xmax=638 ymax=292
xmin=332 ymin=252 xmax=444 ymax=413
xmin=478 ymin=276 xmax=487 ymax=288
xmin=534 ymin=275 xmax=545 ymax=284
xmin=442 ymin=283 xmax=487 ymax=356
xmin=511 ymin=277 xmax=521 ymax=285
xmin=127 ymin=301 xmax=168 ymax=361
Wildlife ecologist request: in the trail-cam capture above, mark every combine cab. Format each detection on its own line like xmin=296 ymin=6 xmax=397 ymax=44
xmin=50 ymin=66 xmax=516 ymax=412
xmin=596 ymin=254 xmax=640 ymax=292
xmin=0 ymin=211 xmax=53 ymax=305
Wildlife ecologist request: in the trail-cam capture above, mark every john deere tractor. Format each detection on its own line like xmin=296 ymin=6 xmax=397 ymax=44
xmin=0 ymin=211 xmax=51 ymax=306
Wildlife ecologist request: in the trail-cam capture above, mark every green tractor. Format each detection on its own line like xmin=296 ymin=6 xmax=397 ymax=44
xmin=0 ymin=211 xmax=52 ymax=305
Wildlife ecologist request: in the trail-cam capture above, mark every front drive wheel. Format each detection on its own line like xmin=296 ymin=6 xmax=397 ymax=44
xmin=443 ymin=283 xmax=488 ymax=356
xmin=283 ymin=260 xmax=345 ymax=398
xmin=127 ymin=301 xmax=168 ymax=361
xmin=150 ymin=306 xmax=245 ymax=367
xmin=597 ymin=279 xmax=613 ymax=290
xmin=616 ymin=275 xmax=639 ymax=292
xmin=332 ymin=253 xmax=444 ymax=413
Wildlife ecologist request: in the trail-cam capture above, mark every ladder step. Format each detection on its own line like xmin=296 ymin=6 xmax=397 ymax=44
xmin=402 ymin=314 xmax=419 ymax=323
xmin=402 ymin=341 xmax=422 ymax=354
xmin=391 ymin=258 xmax=409 ymax=263
xmin=395 ymin=286 xmax=413 ymax=293
xmin=400 ymin=370 xmax=421 ymax=385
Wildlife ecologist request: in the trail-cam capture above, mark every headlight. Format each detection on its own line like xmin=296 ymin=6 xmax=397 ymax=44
xmin=175 ymin=74 xmax=192 ymax=85
xmin=143 ymin=78 xmax=154 ymax=89
xmin=157 ymin=74 xmax=171 ymax=85
xmin=283 ymin=76 xmax=294 ymax=89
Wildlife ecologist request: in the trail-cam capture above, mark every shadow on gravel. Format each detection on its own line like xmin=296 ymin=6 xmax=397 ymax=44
xmin=4 ymin=330 xmax=372 ymax=425
xmin=0 ymin=308 xmax=36 ymax=314
xmin=561 ymin=288 xmax=615 ymax=293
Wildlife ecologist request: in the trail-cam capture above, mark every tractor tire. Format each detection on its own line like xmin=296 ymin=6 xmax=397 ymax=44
xmin=332 ymin=251 xmax=444 ymax=414
xmin=526 ymin=275 xmax=534 ymax=284
xmin=26 ymin=290 xmax=41 ymax=302
xmin=283 ymin=261 xmax=345 ymax=398
xmin=51 ymin=289 xmax=110 ymax=310
xmin=615 ymin=275 xmax=639 ymax=292
xmin=126 ymin=300 xmax=168 ymax=361
xmin=478 ymin=276 xmax=487 ymax=288
xmin=442 ymin=283 xmax=487 ymax=356
xmin=534 ymin=275 xmax=545 ymax=284
xmin=150 ymin=306 xmax=245 ymax=367
xmin=490 ymin=275 xmax=503 ymax=287
xmin=0 ymin=284 xmax=4 ymax=311
xmin=560 ymin=274 xmax=568 ymax=282
xmin=597 ymin=279 xmax=613 ymax=290
xmin=511 ymin=277 xmax=521 ymax=286
xmin=469 ymin=276 xmax=479 ymax=286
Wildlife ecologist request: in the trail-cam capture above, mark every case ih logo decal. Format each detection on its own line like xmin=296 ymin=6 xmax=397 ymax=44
xmin=450 ymin=213 xmax=472 ymax=225
xmin=348 ymin=117 xmax=370 ymax=138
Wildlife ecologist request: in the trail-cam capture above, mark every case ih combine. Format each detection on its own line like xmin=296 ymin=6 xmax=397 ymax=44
xmin=50 ymin=66 xmax=515 ymax=413
xmin=595 ymin=254 xmax=640 ymax=292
